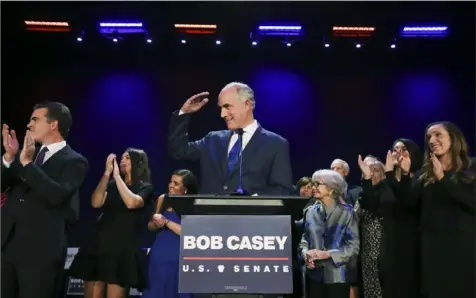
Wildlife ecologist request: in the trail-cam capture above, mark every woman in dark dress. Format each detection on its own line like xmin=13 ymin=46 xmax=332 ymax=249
xmin=354 ymin=155 xmax=385 ymax=298
xmin=358 ymin=139 xmax=421 ymax=298
xmin=70 ymin=148 xmax=154 ymax=298
xmin=142 ymin=169 xmax=198 ymax=298
xmin=398 ymin=122 xmax=475 ymax=298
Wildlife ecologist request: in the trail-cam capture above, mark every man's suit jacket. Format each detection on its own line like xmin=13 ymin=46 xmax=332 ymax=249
xmin=344 ymin=185 xmax=362 ymax=207
xmin=1 ymin=145 xmax=88 ymax=264
xmin=168 ymin=111 xmax=294 ymax=195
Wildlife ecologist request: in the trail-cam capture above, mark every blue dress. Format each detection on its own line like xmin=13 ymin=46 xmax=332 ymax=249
xmin=142 ymin=210 xmax=192 ymax=298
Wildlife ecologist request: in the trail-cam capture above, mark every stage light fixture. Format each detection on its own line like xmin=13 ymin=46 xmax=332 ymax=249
xmin=77 ymin=37 xmax=83 ymax=42
xmin=400 ymin=25 xmax=448 ymax=38
xmin=100 ymin=22 xmax=143 ymax=27
xmin=332 ymin=26 xmax=376 ymax=37
xmin=252 ymin=23 xmax=303 ymax=49
xmin=174 ymin=24 xmax=217 ymax=35
xmin=257 ymin=25 xmax=302 ymax=36
xmin=24 ymin=20 xmax=71 ymax=32
xmin=99 ymin=21 xmax=146 ymax=34
xmin=251 ymin=41 xmax=258 ymax=46
xmin=113 ymin=38 xmax=118 ymax=43
xmin=356 ymin=44 xmax=361 ymax=48
xmin=146 ymin=38 xmax=152 ymax=43
xmin=216 ymin=40 xmax=222 ymax=45
xmin=181 ymin=39 xmax=187 ymax=44
xmin=390 ymin=44 xmax=396 ymax=49
xmin=324 ymin=43 xmax=330 ymax=48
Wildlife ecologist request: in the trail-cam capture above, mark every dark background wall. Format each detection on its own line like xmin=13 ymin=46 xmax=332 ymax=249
xmin=1 ymin=1 xmax=475 ymax=246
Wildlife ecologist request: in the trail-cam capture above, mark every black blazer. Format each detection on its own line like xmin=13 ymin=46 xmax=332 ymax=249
xmin=168 ymin=111 xmax=294 ymax=195
xmin=1 ymin=145 xmax=88 ymax=264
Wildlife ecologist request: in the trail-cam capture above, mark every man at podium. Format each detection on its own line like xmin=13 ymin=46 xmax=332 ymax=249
xmin=168 ymin=82 xmax=294 ymax=196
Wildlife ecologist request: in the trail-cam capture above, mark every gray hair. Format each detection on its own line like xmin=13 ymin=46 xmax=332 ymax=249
xmin=311 ymin=169 xmax=346 ymax=201
xmin=331 ymin=158 xmax=350 ymax=175
xmin=222 ymin=82 xmax=256 ymax=110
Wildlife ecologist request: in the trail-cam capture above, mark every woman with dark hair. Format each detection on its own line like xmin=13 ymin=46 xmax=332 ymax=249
xmin=142 ymin=169 xmax=198 ymax=298
xmin=397 ymin=122 xmax=475 ymax=298
xmin=358 ymin=139 xmax=422 ymax=298
xmin=391 ymin=138 xmax=422 ymax=178
xmin=69 ymin=148 xmax=154 ymax=298
xmin=296 ymin=176 xmax=314 ymax=197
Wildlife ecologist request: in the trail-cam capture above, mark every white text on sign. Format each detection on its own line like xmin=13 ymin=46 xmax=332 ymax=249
xmin=183 ymin=236 xmax=288 ymax=250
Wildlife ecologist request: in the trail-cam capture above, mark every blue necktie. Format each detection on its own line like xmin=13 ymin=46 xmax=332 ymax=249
xmin=34 ymin=147 xmax=49 ymax=165
xmin=227 ymin=130 xmax=243 ymax=176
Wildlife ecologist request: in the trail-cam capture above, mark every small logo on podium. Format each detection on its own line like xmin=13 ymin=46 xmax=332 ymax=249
xmin=217 ymin=265 xmax=225 ymax=273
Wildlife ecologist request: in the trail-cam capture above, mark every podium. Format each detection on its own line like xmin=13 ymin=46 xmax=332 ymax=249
xmin=166 ymin=194 xmax=309 ymax=298
xmin=165 ymin=194 xmax=308 ymax=218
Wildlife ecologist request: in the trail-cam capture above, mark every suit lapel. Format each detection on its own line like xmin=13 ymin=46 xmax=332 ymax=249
xmin=218 ymin=131 xmax=233 ymax=178
xmin=41 ymin=145 xmax=70 ymax=168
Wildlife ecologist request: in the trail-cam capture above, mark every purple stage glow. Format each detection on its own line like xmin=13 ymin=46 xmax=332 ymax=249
xmin=99 ymin=28 xmax=146 ymax=34
xmin=400 ymin=26 xmax=448 ymax=37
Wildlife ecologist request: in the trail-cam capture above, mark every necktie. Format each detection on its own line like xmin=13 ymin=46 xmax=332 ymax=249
xmin=227 ymin=129 xmax=243 ymax=176
xmin=34 ymin=147 xmax=49 ymax=165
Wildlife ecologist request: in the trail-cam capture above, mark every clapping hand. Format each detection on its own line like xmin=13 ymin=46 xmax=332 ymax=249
xmin=112 ymin=157 xmax=120 ymax=178
xmin=430 ymin=153 xmax=444 ymax=181
xmin=19 ymin=130 xmax=35 ymax=166
xmin=397 ymin=151 xmax=411 ymax=174
xmin=104 ymin=153 xmax=116 ymax=176
xmin=152 ymin=213 xmax=167 ymax=227
xmin=385 ymin=150 xmax=396 ymax=172
xmin=2 ymin=124 xmax=19 ymax=161
xmin=358 ymin=154 xmax=372 ymax=179
xmin=180 ymin=92 xmax=209 ymax=114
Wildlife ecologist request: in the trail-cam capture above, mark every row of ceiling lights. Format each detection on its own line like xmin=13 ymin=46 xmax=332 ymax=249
xmin=75 ymin=37 xmax=398 ymax=49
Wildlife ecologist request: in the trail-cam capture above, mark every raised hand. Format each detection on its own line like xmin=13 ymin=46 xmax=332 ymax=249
xmin=104 ymin=153 xmax=116 ymax=176
xmin=19 ymin=130 xmax=35 ymax=166
xmin=391 ymin=151 xmax=400 ymax=166
xmin=397 ymin=151 xmax=411 ymax=174
xmin=430 ymin=153 xmax=444 ymax=181
xmin=180 ymin=92 xmax=210 ymax=114
xmin=2 ymin=124 xmax=19 ymax=161
xmin=112 ymin=156 xmax=120 ymax=178
xmin=358 ymin=154 xmax=372 ymax=179
xmin=385 ymin=150 xmax=395 ymax=172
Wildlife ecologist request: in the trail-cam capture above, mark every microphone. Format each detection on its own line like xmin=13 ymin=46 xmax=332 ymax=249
xmin=234 ymin=129 xmax=248 ymax=196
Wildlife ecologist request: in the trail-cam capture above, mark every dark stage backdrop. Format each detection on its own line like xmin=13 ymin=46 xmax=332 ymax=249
xmin=2 ymin=29 xmax=475 ymax=247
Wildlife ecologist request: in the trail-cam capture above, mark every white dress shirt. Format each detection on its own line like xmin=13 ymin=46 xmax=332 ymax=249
xmin=2 ymin=140 xmax=67 ymax=168
xmin=227 ymin=120 xmax=259 ymax=154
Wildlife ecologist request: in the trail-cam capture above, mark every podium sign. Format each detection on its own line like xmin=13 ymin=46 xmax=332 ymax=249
xmin=179 ymin=215 xmax=293 ymax=294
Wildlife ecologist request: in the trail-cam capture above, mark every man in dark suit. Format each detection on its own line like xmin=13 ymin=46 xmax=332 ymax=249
xmin=168 ymin=82 xmax=293 ymax=196
xmin=1 ymin=102 xmax=88 ymax=298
